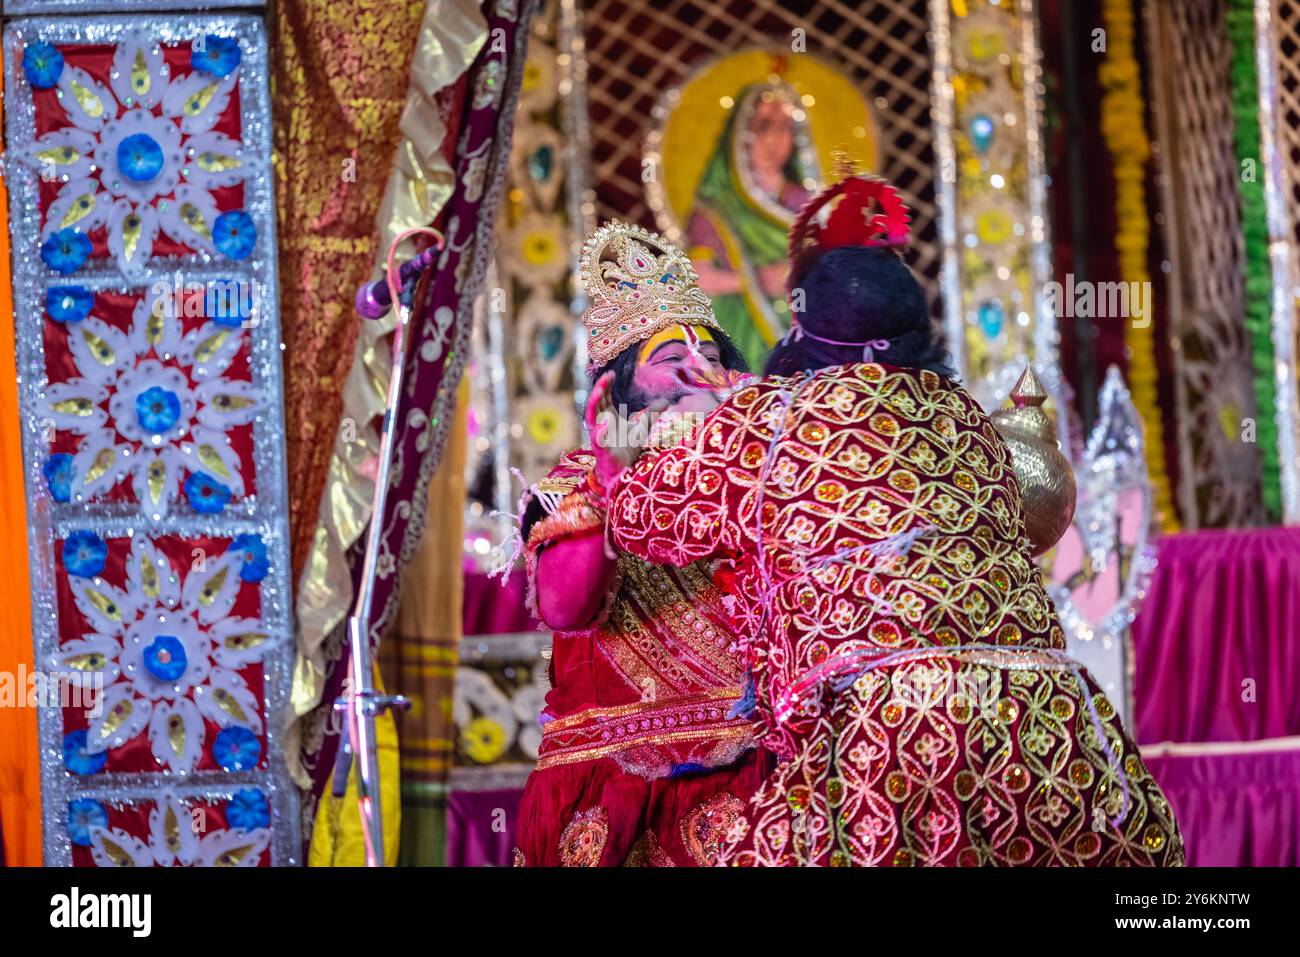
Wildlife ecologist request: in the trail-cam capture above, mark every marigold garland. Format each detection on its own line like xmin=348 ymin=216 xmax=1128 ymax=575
xmin=1225 ymin=0 xmax=1283 ymax=521
xmin=1098 ymin=0 xmax=1178 ymax=530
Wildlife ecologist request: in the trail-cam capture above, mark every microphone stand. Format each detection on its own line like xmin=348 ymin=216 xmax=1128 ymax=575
xmin=335 ymin=229 xmax=442 ymax=867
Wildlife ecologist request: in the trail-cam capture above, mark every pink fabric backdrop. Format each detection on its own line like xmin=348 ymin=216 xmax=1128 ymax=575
xmin=1132 ymin=526 xmax=1300 ymax=866
xmin=462 ymin=570 xmax=538 ymax=636
xmin=446 ymin=787 xmax=524 ymax=867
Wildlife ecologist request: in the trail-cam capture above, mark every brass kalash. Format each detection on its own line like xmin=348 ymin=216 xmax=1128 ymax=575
xmin=990 ymin=366 xmax=1077 ymax=557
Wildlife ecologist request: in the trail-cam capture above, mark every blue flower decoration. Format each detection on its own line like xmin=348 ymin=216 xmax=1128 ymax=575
xmin=212 ymin=211 xmax=256 ymax=261
xmin=230 ymin=533 xmax=269 ymax=582
xmin=43 ymin=453 xmax=73 ymax=503
xmin=22 ymin=41 xmax=63 ymax=89
xmin=63 ymin=530 xmax=107 ymax=578
xmin=192 ymin=35 xmax=241 ymax=78
xmin=212 ymin=726 xmax=261 ymax=771
xmin=46 ymin=286 xmax=93 ymax=323
xmin=40 ymin=228 xmax=92 ymax=275
xmin=116 ymin=132 xmax=165 ymax=183
xmin=67 ymin=798 xmax=108 ymax=847
xmin=135 ymin=385 xmax=182 ymax=434
xmin=142 ymin=634 xmax=188 ymax=682
xmin=226 ymin=788 xmax=270 ymax=831
xmin=184 ymin=471 xmax=232 ymax=514
xmin=208 ymin=278 xmax=247 ymax=328
xmin=63 ymin=730 xmax=107 ymax=776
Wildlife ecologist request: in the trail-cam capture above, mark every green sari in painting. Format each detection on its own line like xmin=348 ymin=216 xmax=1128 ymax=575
xmin=684 ymin=90 xmax=813 ymax=370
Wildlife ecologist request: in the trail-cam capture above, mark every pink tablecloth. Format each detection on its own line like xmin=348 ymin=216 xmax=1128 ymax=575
xmin=1132 ymin=526 xmax=1300 ymax=866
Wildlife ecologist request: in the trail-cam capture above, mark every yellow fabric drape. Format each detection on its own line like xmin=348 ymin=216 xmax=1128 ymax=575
xmin=0 ymin=75 xmax=42 ymax=867
xmin=307 ymin=668 xmax=402 ymax=867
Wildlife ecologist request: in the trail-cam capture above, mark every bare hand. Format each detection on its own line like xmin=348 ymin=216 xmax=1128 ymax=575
xmin=584 ymin=372 xmax=636 ymax=491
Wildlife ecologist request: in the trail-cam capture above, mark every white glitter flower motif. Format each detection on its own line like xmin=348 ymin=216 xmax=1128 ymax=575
xmin=40 ymin=286 xmax=263 ymax=517
xmin=87 ymin=791 xmax=271 ymax=867
xmin=22 ymin=30 xmax=251 ymax=278
xmin=46 ymin=536 xmax=280 ymax=773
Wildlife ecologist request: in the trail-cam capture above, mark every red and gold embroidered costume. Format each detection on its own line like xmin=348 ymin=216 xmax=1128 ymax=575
xmin=513 ymin=448 xmax=768 ymax=866
xmin=512 ymin=220 xmax=771 ymax=866
xmin=605 ymin=363 xmax=1184 ymax=866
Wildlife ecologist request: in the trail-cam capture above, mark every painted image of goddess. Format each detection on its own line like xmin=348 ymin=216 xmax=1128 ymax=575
xmin=646 ymin=50 xmax=878 ymax=368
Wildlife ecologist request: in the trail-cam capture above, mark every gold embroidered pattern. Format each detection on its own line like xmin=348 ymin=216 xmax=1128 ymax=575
xmin=526 ymin=447 xmax=756 ymax=777
xmin=624 ymin=831 xmax=675 ymax=867
xmin=682 ymin=792 xmax=746 ymax=866
xmin=558 ymin=806 xmax=609 ymax=867
xmin=607 ymin=364 xmax=1183 ymax=867
xmin=536 ymin=690 xmax=753 ymax=774
xmin=718 ymin=659 xmax=1183 ymax=867
xmin=600 ymin=559 xmax=744 ymax=698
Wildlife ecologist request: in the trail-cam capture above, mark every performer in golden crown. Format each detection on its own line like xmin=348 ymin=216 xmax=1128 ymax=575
xmin=511 ymin=222 xmax=771 ymax=866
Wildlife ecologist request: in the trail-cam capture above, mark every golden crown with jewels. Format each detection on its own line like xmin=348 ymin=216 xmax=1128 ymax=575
xmin=578 ymin=221 xmax=722 ymax=370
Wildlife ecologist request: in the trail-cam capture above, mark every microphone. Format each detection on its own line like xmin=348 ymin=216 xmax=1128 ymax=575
xmin=354 ymin=244 xmax=441 ymax=320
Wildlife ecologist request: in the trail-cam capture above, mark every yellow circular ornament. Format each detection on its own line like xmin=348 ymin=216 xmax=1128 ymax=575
xmin=460 ymin=716 xmax=508 ymax=764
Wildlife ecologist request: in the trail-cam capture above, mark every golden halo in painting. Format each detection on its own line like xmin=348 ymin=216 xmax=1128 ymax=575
xmin=643 ymin=48 xmax=879 ymax=368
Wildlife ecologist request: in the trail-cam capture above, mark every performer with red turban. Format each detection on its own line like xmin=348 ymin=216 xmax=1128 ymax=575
xmin=586 ymin=177 xmax=1184 ymax=866
xmin=511 ymin=222 xmax=770 ymax=866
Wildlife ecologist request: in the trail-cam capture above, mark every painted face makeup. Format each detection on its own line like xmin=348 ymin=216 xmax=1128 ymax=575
xmin=632 ymin=323 xmax=722 ymax=405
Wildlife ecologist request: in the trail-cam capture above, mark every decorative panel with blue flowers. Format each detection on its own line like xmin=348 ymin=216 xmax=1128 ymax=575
xmin=4 ymin=14 xmax=299 ymax=865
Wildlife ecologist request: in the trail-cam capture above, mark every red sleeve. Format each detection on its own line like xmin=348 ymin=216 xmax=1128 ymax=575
xmin=606 ymin=382 xmax=787 ymax=566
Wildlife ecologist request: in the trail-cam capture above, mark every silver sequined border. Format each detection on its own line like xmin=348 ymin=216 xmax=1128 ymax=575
xmin=558 ymin=0 xmax=594 ymax=419
xmin=4 ymin=13 xmax=301 ymax=866
xmin=929 ymin=0 xmax=965 ymax=377
xmin=1019 ymin=0 xmax=1058 ymax=378
xmin=1255 ymin=0 xmax=1300 ymax=523
xmin=929 ymin=0 xmax=1060 ymax=434
xmin=4 ymin=0 xmax=262 ymax=13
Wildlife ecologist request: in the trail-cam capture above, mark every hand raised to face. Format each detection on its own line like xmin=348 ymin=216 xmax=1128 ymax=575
xmin=584 ymin=371 xmax=638 ymax=494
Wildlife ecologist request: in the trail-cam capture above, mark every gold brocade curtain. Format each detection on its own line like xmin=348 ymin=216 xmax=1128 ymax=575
xmin=273 ymin=0 xmax=436 ymax=581
xmin=289 ymin=0 xmax=486 ymax=795
xmin=378 ymin=379 xmax=469 ymax=866
xmin=278 ymin=0 xmax=488 ymax=864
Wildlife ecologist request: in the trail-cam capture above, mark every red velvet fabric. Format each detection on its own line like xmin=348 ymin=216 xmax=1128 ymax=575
xmin=512 ymin=448 xmax=761 ymax=865
xmin=514 ymin=749 xmax=773 ymax=866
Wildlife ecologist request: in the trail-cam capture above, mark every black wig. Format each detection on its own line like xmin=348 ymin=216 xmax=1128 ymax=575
xmin=765 ymin=246 xmax=956 ymax=379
